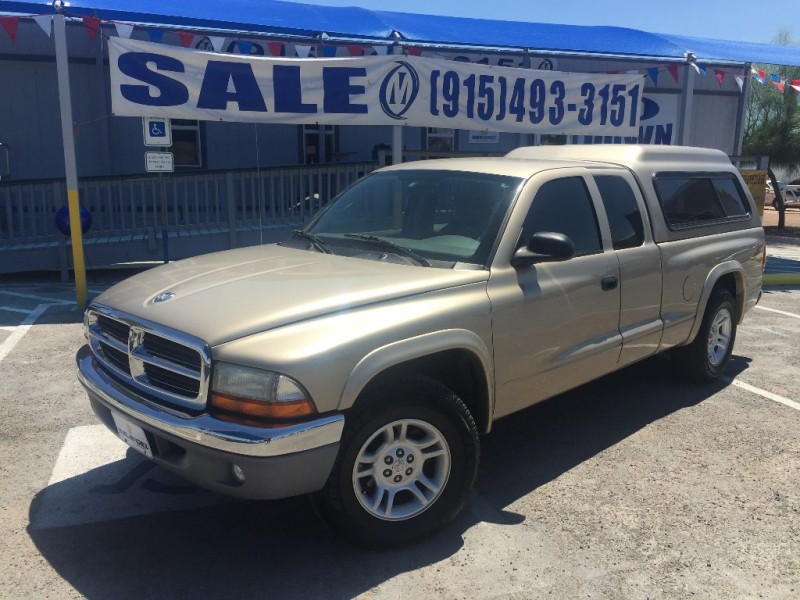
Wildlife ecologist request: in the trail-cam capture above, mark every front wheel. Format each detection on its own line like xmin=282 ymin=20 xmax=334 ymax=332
xmin=672 ymin=287 xmax=737 ymax=382
xmin=313 ymin=376 xmax=479 ymax=545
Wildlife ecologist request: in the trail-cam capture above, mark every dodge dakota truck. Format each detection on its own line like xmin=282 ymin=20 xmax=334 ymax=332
xmin=77 ymin=145 xmax=764 ymax=543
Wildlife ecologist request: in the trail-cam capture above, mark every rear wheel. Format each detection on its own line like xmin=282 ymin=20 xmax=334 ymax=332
xmin=314 ymin=375 xmax=479 ymax=545
xmin=672 ymin=287 xmax=737 ymax=382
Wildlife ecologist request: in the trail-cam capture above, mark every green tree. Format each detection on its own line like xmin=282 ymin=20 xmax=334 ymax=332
xmin=742 ymin=30 xmax=800 ymax=228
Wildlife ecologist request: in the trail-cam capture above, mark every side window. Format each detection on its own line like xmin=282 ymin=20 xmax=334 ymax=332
xmin=654 ymin=173 xmax=749 ymax=229
xmin=522 ymin=177 xmax=601 ymax=256
xmin=595 ymin=175 xmax=645 ymax=250
xmin=712 ymin=177 xmax=749 ymax=217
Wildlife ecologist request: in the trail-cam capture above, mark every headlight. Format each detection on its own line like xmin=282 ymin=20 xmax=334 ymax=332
xmin=210 ymin=362 xmax=316 ymax=424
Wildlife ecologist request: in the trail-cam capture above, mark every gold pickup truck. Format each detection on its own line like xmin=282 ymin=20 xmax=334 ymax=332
xmin=77 ymin=145 xmax=765 ymax=544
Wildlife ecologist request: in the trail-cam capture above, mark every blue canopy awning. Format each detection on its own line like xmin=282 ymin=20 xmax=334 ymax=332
xmin=2 ymin=0 xmax=800 ymax=66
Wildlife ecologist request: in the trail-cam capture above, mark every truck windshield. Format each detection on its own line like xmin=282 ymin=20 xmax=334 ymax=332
xmin=304 ymin=170 xmax=523 ymax=267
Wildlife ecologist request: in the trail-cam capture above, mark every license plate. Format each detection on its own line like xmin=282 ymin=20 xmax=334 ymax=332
xmin=111 ymin=412 xmax=153 ymax=459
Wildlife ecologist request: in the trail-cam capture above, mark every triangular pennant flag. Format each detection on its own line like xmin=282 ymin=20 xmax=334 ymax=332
xmin=773 ymin=78 xmax=785 ymax=93
xmin=372 ymin=45 xmax=389 ymax=55
xmin=792 ymin=80 xmax=800 ymax=93
xmin=690 ymin=63 xmax=706 ymax=75
xmin=714 ymin=69 xmax=725 ymax=87
xmin=237 ymin=40 xmax=253 ymax=54
xmin=294 ymin=44 xmax=311 ymax=58
xmin=667 ymin=65 xmax=679 ymax=82
xmin=321 ymin=45 xmax=337 ymax=57
xmin=751 ymin=68 xmax=765 ymax=84
xmin=33 ymin=15 xmax=52 ymax=37
xmin=208 ymin=36 xmax=226 ymax=52
xmin=734 ymin=75 xmax=744 ymax=91
xmin=646 ymin=67 xmax=659 ymax=86
xmin=177 ymin=31 xmax=194 ymax=48
xmin=405 ymin=46 xmax=422 ymax=56
xmin=0 ymin=16 xmax=18 ymax=42
xmin=147 ymin=28 xmax=164 ymax=43
xmin=82 ymin=16 xmax=101 ymax=42
xmin=114 ymin=22 xmax=134 ymax=39
xmin=347 ymin=45 xmax=364 ymax=56
xmin=267 ymin=42 xmax=283 ymax=56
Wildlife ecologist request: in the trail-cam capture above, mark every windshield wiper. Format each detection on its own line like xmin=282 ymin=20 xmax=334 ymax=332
xmin=293 ymin=229 xmax=332 ymax=254
xmin=344 ymin=233 xmax=431 ymax=267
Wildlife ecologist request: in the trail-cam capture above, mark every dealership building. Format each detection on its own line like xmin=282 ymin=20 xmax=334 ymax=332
xmin=1 ymin=0 xmax=800 ymax=277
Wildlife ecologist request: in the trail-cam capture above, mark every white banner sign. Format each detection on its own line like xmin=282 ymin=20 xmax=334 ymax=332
xmin=110 ymin=38 xmax=644 ymax=136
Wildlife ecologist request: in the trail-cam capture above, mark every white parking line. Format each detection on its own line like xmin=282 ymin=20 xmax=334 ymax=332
xmin=0 ymin=305 xmax=34 ymax=315
xmin=0 ymin=304 xmax=53 ymax=364
xmin=0 ymin=290 xmax=73 ymax=305
xmin=755 ymin=305 xmax=800 ymax=319
xmin=723 ymin=376 xmax=800 ymax=413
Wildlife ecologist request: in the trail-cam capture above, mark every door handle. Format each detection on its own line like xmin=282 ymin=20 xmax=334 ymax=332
xmin=601 ymin=276 xmax=618 ymax=291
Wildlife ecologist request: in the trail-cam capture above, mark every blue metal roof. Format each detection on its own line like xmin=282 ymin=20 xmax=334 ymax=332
xmin=2 ymin=0 xmax=800 ymax=66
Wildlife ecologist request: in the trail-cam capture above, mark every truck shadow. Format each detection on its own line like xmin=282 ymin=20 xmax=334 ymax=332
xmin=27 ymin=354 xmax=751 ymax=599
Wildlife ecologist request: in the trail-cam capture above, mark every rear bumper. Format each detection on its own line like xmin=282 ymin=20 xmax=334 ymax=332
xmin=76 ymin=345 xmax=343 ymax=499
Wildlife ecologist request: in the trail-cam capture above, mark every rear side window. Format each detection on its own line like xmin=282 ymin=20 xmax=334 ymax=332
xmin=654 ymin=173 xmax=750 ymax=229
xmin=595 ymin=175 xmax=645 ymax=250
xmin=522 ymin=177 xmax=601 ymax=256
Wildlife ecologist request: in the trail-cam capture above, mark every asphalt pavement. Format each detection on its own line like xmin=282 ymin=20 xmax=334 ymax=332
xmin=0 ymin=273 xmax=799 ymax=599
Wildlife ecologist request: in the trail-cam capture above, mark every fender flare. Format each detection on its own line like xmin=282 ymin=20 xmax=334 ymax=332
xmin=686 ymin=261 xmax=745 ymax=343
xmin=337 ymin=329 xmax=494 ymax=428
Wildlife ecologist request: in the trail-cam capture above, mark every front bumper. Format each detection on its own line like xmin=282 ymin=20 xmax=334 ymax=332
xmin=76 ymin=345 xmax=344 ymax=499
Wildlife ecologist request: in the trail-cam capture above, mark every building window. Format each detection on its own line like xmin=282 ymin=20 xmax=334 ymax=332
xmin=425 ymin=128 xmax=456 ymax=153
xmin=301 ymin=124 xmax=337 ymax=164
xmin=171 ymin=120 xmax=203 ymax=168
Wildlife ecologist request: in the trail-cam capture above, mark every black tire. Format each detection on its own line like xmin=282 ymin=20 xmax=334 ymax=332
xmin=672 ymin=287 xmax=737 ymax=383
xmin=313 ymin=375 xmax=479 ymax=545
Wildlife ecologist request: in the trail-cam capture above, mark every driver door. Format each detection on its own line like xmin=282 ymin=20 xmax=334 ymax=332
xmin=490 ymin=173 xmax=622 ymax=418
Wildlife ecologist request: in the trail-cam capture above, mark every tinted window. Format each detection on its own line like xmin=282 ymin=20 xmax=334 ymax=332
xmin=522 ymin=177 xmax=601 ymax=256
xmin=595 ymin=175 xmax=645 ymax=250
xmin=308 ymin=170 xmax=522 ymax=266
xmin=712 ymin=177 xmax=749 ymax=217
xmin=654 ymin=174 xmax=749 ymax=229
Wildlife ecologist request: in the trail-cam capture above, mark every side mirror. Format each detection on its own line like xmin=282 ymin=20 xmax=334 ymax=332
xmin=511 ymin=231 xmax=576 ymax=267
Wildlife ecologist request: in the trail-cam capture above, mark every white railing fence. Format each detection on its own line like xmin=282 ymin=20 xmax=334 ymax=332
xmin=0 ymin=162 xmax=375 ymax=274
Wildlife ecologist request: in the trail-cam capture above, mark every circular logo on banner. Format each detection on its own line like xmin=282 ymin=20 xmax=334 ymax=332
xmin=379 ymin=61 xmax=420 ymax=120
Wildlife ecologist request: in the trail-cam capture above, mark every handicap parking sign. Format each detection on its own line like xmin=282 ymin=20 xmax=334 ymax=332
xmin=143 ymin=117 xmax=172 ymax=146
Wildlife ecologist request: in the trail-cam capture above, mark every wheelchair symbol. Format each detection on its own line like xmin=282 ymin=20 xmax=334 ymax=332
xmin=150 ymin=122 xmax=166 ymax=137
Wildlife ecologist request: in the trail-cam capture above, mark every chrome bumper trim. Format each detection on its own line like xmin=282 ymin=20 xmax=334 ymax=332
xmin=76 ymin=345 xmax=344 ymax=458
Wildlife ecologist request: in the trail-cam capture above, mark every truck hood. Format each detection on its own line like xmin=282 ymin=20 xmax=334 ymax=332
xmin=93 ymin=245 xmax=489 ymax=346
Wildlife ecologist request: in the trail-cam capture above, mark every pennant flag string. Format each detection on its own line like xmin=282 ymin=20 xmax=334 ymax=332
xmin=7 ymin=9 xmax=791 ymax=99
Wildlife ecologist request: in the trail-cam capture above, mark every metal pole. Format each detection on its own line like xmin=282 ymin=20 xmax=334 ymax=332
xmin=733 ymin=63 xmax=752 ymax=156
xmin=392 ymin=125 xmax=403 ymax=165
xmin=54 ymin=12 xmax=87 ymax=309
xmin=678 ymin=63 xmax=696 ymax=146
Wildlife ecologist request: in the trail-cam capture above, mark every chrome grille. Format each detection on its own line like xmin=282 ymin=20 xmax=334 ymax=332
xmin=86 ymin=306 xmax=211 ymax=409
